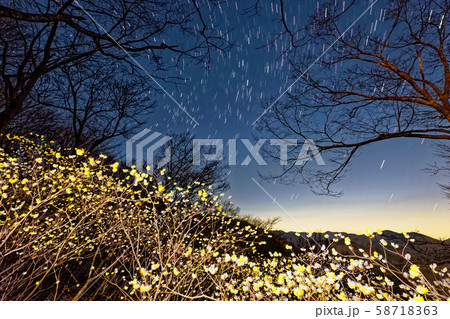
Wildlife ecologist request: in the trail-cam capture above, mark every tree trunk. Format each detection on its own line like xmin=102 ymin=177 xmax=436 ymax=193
xmin=0 ymin=101 xmax=22 ymax=132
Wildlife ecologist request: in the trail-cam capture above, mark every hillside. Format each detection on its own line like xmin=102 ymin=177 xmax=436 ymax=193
xmin=271 ymin=230 xmax=450 ymax=271
xmin=1 ymin=135 xmax=449 ymax=301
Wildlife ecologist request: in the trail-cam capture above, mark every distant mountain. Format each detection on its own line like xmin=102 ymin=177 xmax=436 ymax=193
xmin=270 ymin=230 xmax=450 ymax=270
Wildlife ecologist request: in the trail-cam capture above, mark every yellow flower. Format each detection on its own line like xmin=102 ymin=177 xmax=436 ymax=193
xmin=139 ymin=285 xmax=152 ymax=293
xmin=204 ymin=264 xmax=218 ymax=275
xmin=112 ymin=162 xmax=119 ymax=172
xmin=337 ymin=291 xmax=347 ymax=301
xmin=198 ymin=189 xmax=208 ymax=198
xmin=326 ymin=272 xmax=336 ymax=279
xmin=412 ymin=295 xmax=425 ymax=301
xmin=294 ymin=265 xmax=306 ymax=273
xmin=359 ymin=285 xmax=375 ymax=295
xmin=344 ymin=237 xmax=351 ymax=245
xmin=293 ymin=288 xmax=304 ymax=298
xmin=140 ymin=268 xmax=149 ymax=277
xmin=347 ymin=280 xmax=356 ymax=289
xmin=409 ymin=264 xmax=420 ymax=279
xmin=75 ymin=149 xmax=85 ymax=156
xmin=365 ymin=228 xmax=374 ymax=238
xmin=416 ymin=285 xmax=428 ymax=294
xmin=158 ymin=184 xmax=165 ymax=192
xmin=55 ymin=152 xmax=61 ymax=159
xmin=237 ymin=255 xmax=248 ymax=266
xmin=151 ymin=263 xmax=160 ymax=271
xmin=173 ymin=268 xmax=180 ymax=276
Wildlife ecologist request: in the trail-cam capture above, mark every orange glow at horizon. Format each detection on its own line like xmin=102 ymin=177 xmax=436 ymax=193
xmin=258 ymin=201 xmax=450 ymax=239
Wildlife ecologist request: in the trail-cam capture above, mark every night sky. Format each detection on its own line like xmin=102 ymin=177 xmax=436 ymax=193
xmin=117 ymin=0 xmax=449 ymax=238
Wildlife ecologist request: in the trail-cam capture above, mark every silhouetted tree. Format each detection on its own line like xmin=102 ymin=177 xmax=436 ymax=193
xmin=425 ymin=142 xmax=450 ymax=199
xmin=154 ymin=132 xmax=230 ymax=196
xmin=0 ymin=0 xmax=232 ymax=131
xmin=7 ymin=59 xmax=155 ymax=153
xmin=258 ymin=0 xmax=450 ymax=195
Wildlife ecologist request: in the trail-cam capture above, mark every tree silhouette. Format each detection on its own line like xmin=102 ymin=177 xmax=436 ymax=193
xmin=7 ymin=59 xmax=155 ymax=153
xmin=0 ymin=0 xmax=232 ymax=132
xmin=258 ymin=0 xmax=450 ymax=195
xmin=154 ymin=132 xmax=230 ymax=196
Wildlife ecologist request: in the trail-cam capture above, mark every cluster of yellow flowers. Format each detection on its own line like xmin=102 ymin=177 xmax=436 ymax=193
xmin=129 ymin=233 xmax=450 ymax=301
xmin=0 ymin=134 xmax=449 ymax=301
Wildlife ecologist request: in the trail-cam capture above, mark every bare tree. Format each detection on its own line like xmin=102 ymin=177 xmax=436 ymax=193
xmin=258 ymin=0 xmax=450 ymax=195
xmin=49 ymin=61 xmax=154 ymax=152
xmin=154 ymin=132 xmax=230 ymax=196
xmin=0 ymin=0 xmax=233 ymax=131
xmin=6 ymin=58 xmax=155 ymax=154
xmin=425 ymin=142 xmax=450 ymax=198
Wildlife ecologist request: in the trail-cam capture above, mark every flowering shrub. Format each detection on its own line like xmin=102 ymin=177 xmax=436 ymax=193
xmin=0 ymin=134 xmax=449 ymax=300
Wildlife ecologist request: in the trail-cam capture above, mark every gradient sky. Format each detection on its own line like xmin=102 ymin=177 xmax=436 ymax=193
xmin=117 ymin=0 xmax=449 ymax=238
